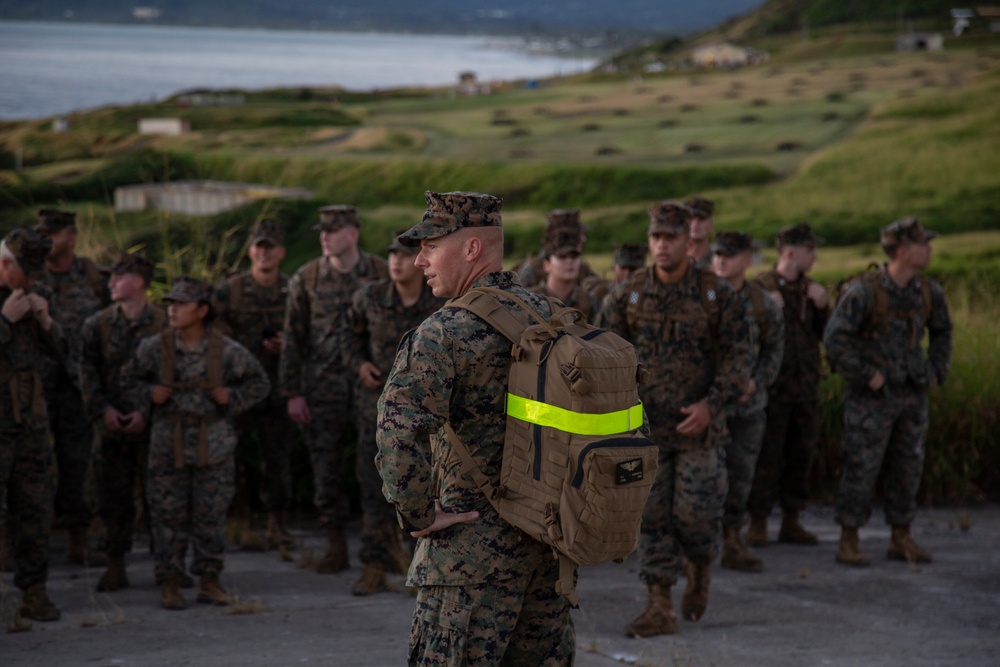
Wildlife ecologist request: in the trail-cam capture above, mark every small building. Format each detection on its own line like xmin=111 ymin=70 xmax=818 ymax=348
xmin=691 ymin=42 xmax=767 ymax=68
xmin=456 ymin=71 xmax=490 ymax=96
xmin=138 ymin=118 xmax=190 ymax=136
xmin=896 ymin=32 xmax=944 ymax=51
xmin=114 ymin=180 xmax=312 ymax=216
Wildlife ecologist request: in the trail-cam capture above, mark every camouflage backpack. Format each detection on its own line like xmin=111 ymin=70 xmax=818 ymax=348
xmin=444 ymin=286 xmax=657 ymax=605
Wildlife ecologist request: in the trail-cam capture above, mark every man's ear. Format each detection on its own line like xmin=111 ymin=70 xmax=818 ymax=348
xmin=465 ymin=236 xmax=483 ymax=262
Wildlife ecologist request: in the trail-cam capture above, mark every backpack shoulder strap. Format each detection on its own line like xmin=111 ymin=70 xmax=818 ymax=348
xmin=860 ymin=271 xmax=887 ymax=338
xmin=919 ymin=277 xmax=933 ymax=322
xmin=206 ymin=326 xmax=226 ymax=387
xmin=159 ymin=332 xmax=175 ymax=386
xmin=755 ymin=271 xmax=779 ymax=292
xmin=226 ymin=273 xmax=246 ymax=314
xmin=303 ymin=260 xmax=321 ymax=292
xmin=748 ymin=281 xmax=768 ymax=333
xmin=446 ymin=287 xmax=555 ymax=343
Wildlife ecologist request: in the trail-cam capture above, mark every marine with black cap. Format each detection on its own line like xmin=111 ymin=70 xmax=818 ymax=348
xmin=825 ymin=216 xmax=952 ymax=567
xmin=376 ymin=191 xmax=576 ymax=665
xmin=0 ymin=227 xmax=64 ymax=621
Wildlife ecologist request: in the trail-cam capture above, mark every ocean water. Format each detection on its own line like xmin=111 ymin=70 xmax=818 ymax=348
xmin=0 ymin=21 xmax=598 ymax=120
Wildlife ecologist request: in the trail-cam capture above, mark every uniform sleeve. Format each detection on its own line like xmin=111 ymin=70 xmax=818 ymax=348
xmin=78 ymin=313 xmax=111 ymax=421
xmin=754 ymin=290 xmax=785 ymax=391
xmin=375 ymin=319 xmax=453 ymax=533
xmin=224 ymin=339 xmax=271 ymax=417
xmin=926 ymin=281 xmax=952 ymax=385
xmin=279 ymin=270 xmax=309 ymax=399
xmin=823 ymin=282 xmax=880 ymax=387
xmin=596 ymin=285 xmax=631 ymax=341
xmin=341 ymin=287 xmax=370 ymax=375
xmin=706 ymin=284 xmax=752 ymax=415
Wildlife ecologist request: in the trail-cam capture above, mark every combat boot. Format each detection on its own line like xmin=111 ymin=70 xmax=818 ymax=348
xmin=67 ymin=526 xmax=107 ymax=565
xmin=352 ymin=562 xmax=390 ymax=596
xmin=624 ymin=583 xmax=676 ymax=637
xmin=778 ymin=510 xmax=818 ymax=545
xmin=835 ymin=527 xmax=871 ymax=567
xmin=18 ymin=583 xmax=61 ymax=622
xmin=681 ymin=557 xmax=711 ymax=622
xmin=197 ymin=573 xmax=234 ymax=606
xmin=316 ymin=525 xmax=350 ymax=574
xmin=96 ymin=553 xmax=130 ymax=592
xmin=266 ymin=511 xmax=295 ymax=550
xmin=721 ymin=525 xmax=763 ymax=573
xmin=747 ymin=513 xmax=768 ymax=547
xmin=887 ymin=525 xmax=932 ymax=564
xmin=160 ymin=577 xmax=187 ymax=610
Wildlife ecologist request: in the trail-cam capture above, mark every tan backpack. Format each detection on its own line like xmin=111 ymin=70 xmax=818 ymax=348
xmin=444 ymin=286 xmax=657 ymax=605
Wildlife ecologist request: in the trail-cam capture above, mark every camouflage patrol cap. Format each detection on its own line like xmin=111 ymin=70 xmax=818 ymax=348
xmin=713 ymin=230 xmax=755 ymax=257
xmin=161 ymin=276 xmax=213 ymax=304
xmin=776 ymin=222 xmax=824 ymax=248
xmin=36 ymin=208 xmax=77 ymax=233
xmin=544 ymin=230 xmax=583 ymax=258
xmin=313 ymin=205 xmax=361 ymax=232
xmin=880 ymin=216 xmax=938 ymax=248
xmin=387 ymin=227 xmax=418 ymax=254
xmin=614 ymin=242 xmax=647 ymax=269
xmin=2 ymin=227 xmax=52 ymax=278
xmin=545 ymin=208 xmax=589 ymax=233
xmin=109 ymin=252 xmax=155 ymax=284
xmin=396 ymin=190 xmax=503 ymax=248
xmin=685 ymin=197 xmax=715 ymax=219
xmin=647 ymin=200 xmax=693 ymax=235
xmin=250 ymin=218 xmax=286 ymax=246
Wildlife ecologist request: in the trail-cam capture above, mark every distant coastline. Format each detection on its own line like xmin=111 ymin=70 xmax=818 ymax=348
xmin=0 ymin=21 xmax=601 ymax=120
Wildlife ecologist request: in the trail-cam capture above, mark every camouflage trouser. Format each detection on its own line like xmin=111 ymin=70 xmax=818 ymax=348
xmin=409 ymin=540 xmax=575 ymax=666
xmin=0 ymin=425 xmax=54 ymax=590
xmin=94 ymin=430 xmax=150 ymax=556
xmin=235 ymin=404 xmax=293 ymax=513
xmin=836 ymin=385 xmax=928 ymax=529
xmin=304 ymin=401 xmax=354 ymax=528
xmin=148 ymin=455 xmax=235 ymax=581
xmin=722 ymin=409 xmax=767 ymax=529
xmin=747 ymin=399 xmax=819 ymax=517
xmin=355 ymin=388 xmax=400 ymax=566
xmin=46 ymin=376 xmax=94 ymax=529
xmin=639 ymin=446 xmax=727 ymax=587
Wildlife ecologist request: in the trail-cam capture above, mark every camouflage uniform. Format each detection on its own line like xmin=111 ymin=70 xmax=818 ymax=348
xmin=0 ymin=228 xmax=63 ymax=598
xmin=722 ymin=282 xmax=784 ymax=529
xmin=826 ymin=268 xmax=951 ymax=529
xmin=79 ymin=300 xmax=166 ymax=557
xmin=515 ymin=208 xmax=595 ymax=288
xmin=528 ymin=282 xmax=597 ymax=324
xmin=213 ymin=270 xmax=293 ymax=515
xmin=280 ymin=249 xmax=387 ymax=528
xmin=599 ymin=261 xmax=751 ymax=586
xmin=377 ymin=191 xmax=575 ymax=666
xmin=36 ymin=253 xmax=109 ymax=530
xmin=748 ymin=267 xmax=830 ymax=519
xmin=343 ymin=277 xmax=443 ymax=567
xmin=131 ymin=287 xmax=270 ymax=582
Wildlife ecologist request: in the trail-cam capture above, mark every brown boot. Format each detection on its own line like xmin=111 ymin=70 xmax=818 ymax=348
xmin=681 ymin=557 xmax=711 ymax=622
xmin=18 ymin=583 xmax=61 ymax=622
xmin=747 ymin=513 xmax=768 ymax=547
xmin=67 ymin=526 xmax=107 ymax=565
xmin=888 ymin=525 xmax=932 ymax=564
xmin=721 ymin=525 xmax=763 ymax=573
xmin=352 ymin=562 xmax=390 ymax=596
xmin=0 ymin=523 xmax=14 ymax=572
xmin=316 ymin=526 xmax=350 ymax=574
xmin=160 ymin=577 xmax=187 ymax=610
xmin=96 ymin=553 xmax=130 ymax=592
xmin=624 ymin=583 xmax=676 ymax=637
xmin=197 ymin=573 xmax=234 ymax=606
xmin=266 ymin=511 xmax=295 ymax=550
xmin=778 ymin=510 xmax=818 ymax=545
xmin=835 ymin=527 xmax=871 ymax=567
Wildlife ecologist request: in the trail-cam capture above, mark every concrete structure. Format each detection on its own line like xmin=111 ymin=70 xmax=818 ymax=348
xmin=114 ymin=180 xmax=312 ymax=216
xmin=138 ymin=118 xmax=190 ymax=136
xmin=896 ymin=32 xmax=944 ymax=51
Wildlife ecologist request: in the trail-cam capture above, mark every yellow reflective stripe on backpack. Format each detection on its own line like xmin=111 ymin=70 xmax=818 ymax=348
xmin=506 ymin=394 xmax=644 ymax=436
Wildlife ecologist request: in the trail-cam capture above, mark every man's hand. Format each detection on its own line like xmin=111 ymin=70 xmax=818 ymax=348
xmin=738 ymin=379 xmax=758 ymax=404
xmin=25 ymin=293 xmax=53 ymax=331
xmin=806 ymin=282 xmax=828 ymax=310
xmin=102 ymin=406 xmax=126 ymax=432
xmin=677 ymin=400 xmax=712 ymax=436
xmin=151 ymin=385 xmax=173 ymax=405
xmin=210 ymin=387 xmax=231 ymax=406
xmin=287 ymin=395 xmax=312 ymax=425
xmin=358 ymin=361 xmax=383 ymax=390
xmin=119 ymin=411 xmax=147 ymax=435
xmin=768 ymin=290 xmax=784 ymax=309
xmin=410 ymin=500 xmax=480 ymax=539
xmin=1 ymin=288 xmax=32 ymax=324
xmin=868 ymin=370 xmax=886 ymax=392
